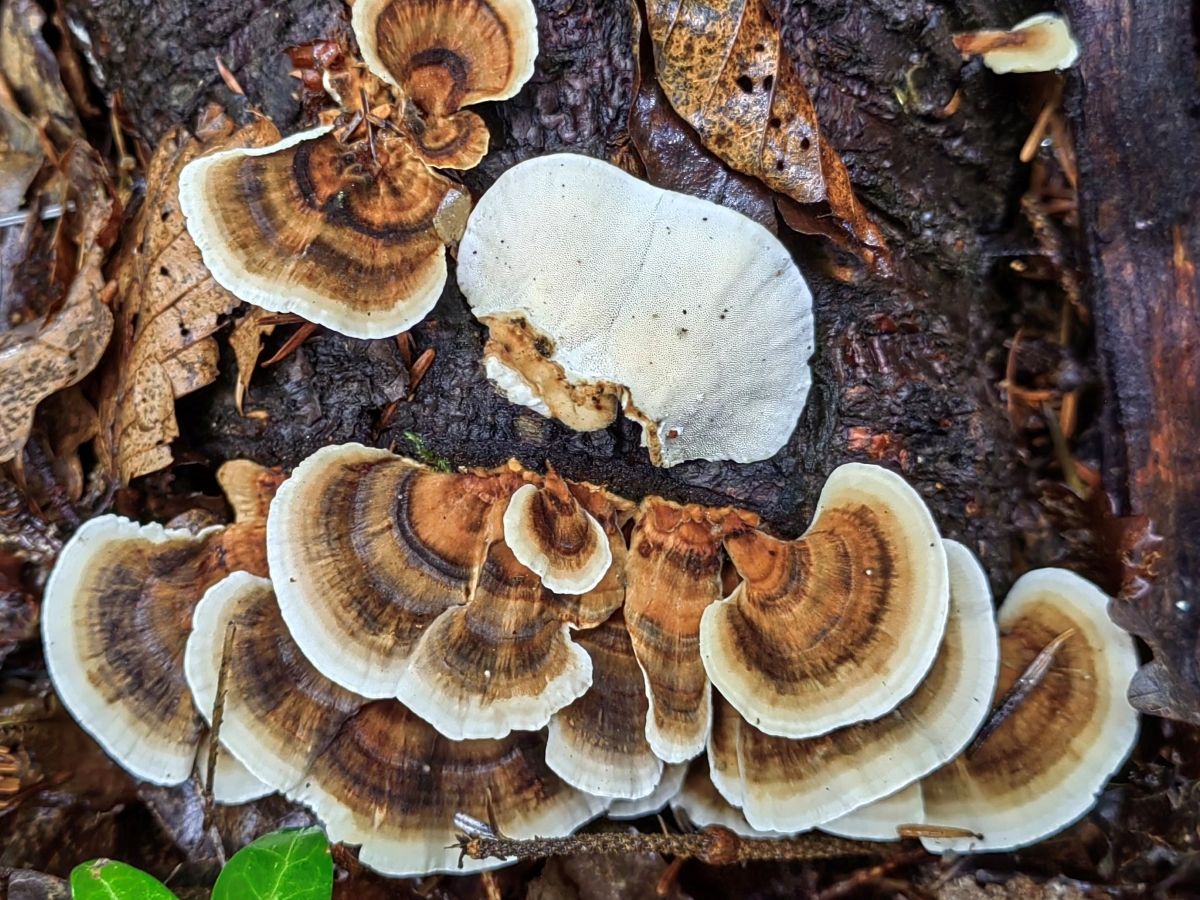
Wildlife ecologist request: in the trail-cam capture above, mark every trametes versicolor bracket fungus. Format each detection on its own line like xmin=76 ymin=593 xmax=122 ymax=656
xmin=456 ymin=153 xmax=816 ymax=467
xmin=952 ymin=13 xmax=1080 ymax=74
xmin=827 ymin=568 xmax=1139 ymax=853
xmin=185 ymin=572 xmax=606 ymax=876
xmin=179 ymin=0 xmax=537 ymax=338
xmin=706 ymin=541 xmax=999 ymax=832
xmin=39 ymin=516 xmax=271 ymax=803
xmin=41 ymin=440 xmax=1143 ymax=874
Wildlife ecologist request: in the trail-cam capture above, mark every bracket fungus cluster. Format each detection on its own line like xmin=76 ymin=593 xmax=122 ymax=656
xmin=457 ymin=153 xmax=816 ymax=467
xmin=41 ymin=443 xmax=1141 ymax=875
xmin=179 ymin=0 xmax=537 ymax=337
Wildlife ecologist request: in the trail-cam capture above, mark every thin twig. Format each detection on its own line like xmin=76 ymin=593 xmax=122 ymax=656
xmin=203 ymin=620 xmax=238 ymax=814
xmin=969 ymin=627 xmax=1077 ymax=753
xmin=455 ymin=824 xmax=880 ymax=868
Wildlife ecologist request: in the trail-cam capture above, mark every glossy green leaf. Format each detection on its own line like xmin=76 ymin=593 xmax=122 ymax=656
xmin=212 ymin=826 xmax=333 ymax=900
xmin=69 ymin=859 xmax=178 ymax=900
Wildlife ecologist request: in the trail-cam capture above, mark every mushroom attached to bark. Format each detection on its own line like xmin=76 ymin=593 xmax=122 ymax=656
xmin=713 ymin=540 xmax=998 ymax=832
xmin=352 ymin=0 xmax=538 ymax=170
xmin=267 ymin=443 xmax=506 ymax=698
xmin=502 ymin=469 xmax=612 ymax=594
xmin=186 ymin=572 xmax=605 ymax=875
xmin=953 ymin=13 xmax=1080 ymax=74
xmin=701 ymin=463 xmax=950 ymax=738
xmin=457 ymin=153 xmax=815 ymax=467
xmin=40 ymin=515 xmax=267 ymax=799
xmin=623 ymin=498 xmax=730 ymax=762
xmin=818 ymin=567 xmax=1139 ymax=852
xmin=180 ymin=127 xmax=470 ymax=338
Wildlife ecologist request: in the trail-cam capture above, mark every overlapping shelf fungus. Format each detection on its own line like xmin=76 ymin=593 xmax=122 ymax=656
xmin=42 ymin=444 xmax=1140 ymax=875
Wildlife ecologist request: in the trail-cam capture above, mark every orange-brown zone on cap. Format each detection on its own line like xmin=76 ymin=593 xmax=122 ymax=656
xmin=482 ymin=314 xmax=622 ymax=432
xmin=305 ymin=700 xmax=575 ymax=832
xmin=552 ymin=610 xmax=658 ymax=770
xmin=922 ymin=601 xmax=1101 ymax=815
xmin=82 ymin=531 xmax=236 ymax=749
xmin=204 ymin=131 xmax=450 ymax=314
xmin=624 ymin=498 xmax=726 ymax=752
xmin=400 ymin=108 xmax=490 ymax=170
xmin=218 ymin=577 xmax=362 ymax=781
xmin=283 ymin=455 xmax=496 ymax=661
xmin=521 ymin=473 xmax=608 ymax=584
xmin=369 ymin=0 xmax=523 ymax=114
xmin=406 ymin=535 xmax=589 ymax=706
xmin=720 ymin=507 xmax=899 ymax=695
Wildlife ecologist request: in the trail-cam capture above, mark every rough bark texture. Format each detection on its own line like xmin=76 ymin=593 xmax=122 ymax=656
xmin=1064 ymin=0 xmax=1200 ymax=723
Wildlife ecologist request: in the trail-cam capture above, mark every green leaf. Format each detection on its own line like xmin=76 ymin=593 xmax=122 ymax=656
xmin=69 ymin=859 xmax=178 ymax=900
xmin=212 ymin=826 xmax=333 ymax=900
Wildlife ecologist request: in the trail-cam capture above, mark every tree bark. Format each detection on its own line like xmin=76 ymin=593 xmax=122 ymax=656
xmin=1065 ymin=0 xmax=1200 ymax=723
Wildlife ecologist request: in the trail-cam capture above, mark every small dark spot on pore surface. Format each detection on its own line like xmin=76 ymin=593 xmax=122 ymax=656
xmin=735 ymin=74 xmax=754 ymax=93
xmin=800 ymin=138 xmax=812 ymax=151
xmin=769 ymin=117 xmax=782 ymax=129
xmin=762 ymin=75 xmax=774 ymax=91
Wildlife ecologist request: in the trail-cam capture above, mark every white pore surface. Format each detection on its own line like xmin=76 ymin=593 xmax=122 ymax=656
xmin=458 ymin=153 xmax=815 ymax=467
xmin=981 ymin=13 xmax=1080 ymax=73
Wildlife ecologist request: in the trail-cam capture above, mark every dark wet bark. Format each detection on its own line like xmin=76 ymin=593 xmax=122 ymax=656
xmin=1064 ymin=0 xmax=1200 ymax=724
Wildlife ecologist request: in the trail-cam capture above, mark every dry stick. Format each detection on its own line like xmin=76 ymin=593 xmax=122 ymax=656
xmin=968 ymin=626 xmax=1077 ymax=755
xmin=455 ymin=823 xmax=881 ymax=869
xmin=203 ymin=620 xmax=239 ymax=810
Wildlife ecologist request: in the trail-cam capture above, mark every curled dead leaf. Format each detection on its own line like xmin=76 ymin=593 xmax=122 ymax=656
xmin=96 ymin=108 xmax=279 ymax=485
xmin=645 ymin=0 xmax=889 ymax=269
xmin=228 ymin=307 xmax=278 ymax=415
xmin=0 ymin=145 xmax=114 ymax=464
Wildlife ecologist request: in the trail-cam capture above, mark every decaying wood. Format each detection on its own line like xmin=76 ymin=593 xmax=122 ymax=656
xmin=1064 ymin=0 xmax=1200 ymax=724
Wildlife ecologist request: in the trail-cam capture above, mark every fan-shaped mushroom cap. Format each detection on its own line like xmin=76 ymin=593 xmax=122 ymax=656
xmin=721 ymin=540 xmax=998 ymax=833
xmin=953 ymin=14 xmax=1080 ymax=74
xmin=457 ymin=153 xmax=815 ymax=467
xmin=396 ymin=522 xmax=601 ymax=739
xmin=503 ymin=471 xmax=612 ymax=594
xmin=267 ymin=443 xmax=499 ymax=698
xmin=918 ymin=568 xmax=1139 ymax=853
xmin=608 ymin=764 xmax=688 ymax=819
xmin=41 ymin=516 xmax=228 ymax=785
xmin=701 ymin=463 xmax=950 ymax=738
xmin=352 ymin=0 xmax=537 ymax=107
xmin=186 ymin=572 xmax=604 ymax=875
xmin=820 ymin=784 xmax=924 ymax=841
xmin=180 ymin=127 xmax=468 ymax=338
xmin=624 ymin=498 xmax=726 ymax=762
xmin=546 ymin=610 xmax=663 ymax=800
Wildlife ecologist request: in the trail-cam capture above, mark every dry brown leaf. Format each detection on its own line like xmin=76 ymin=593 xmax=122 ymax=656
xmin=228 ymin=306 xmax=278 ymax=415
xmin=96 ymin=108 xmax=279 ymax=485
xmin=0 ymin=145 xmax=114 ymax=464
xmin=646 ymin=0 xmax=888 ymax=267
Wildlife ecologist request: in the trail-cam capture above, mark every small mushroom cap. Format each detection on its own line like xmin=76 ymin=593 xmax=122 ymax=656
xmin=722 ymin=540 xmax=998 ymax=833
xmin=546 ymin=610 xmax=664 ymax=800
xmin=185 ymin=572 xmax=604 ymax=876
xmin=701 ymin=463 xmax=950 ymax=738
xmin=180 ymin=127 xmax=463 ymax=338
xmin=41 ymin=516 xmax=226 ymax=785
xmin=918 ymin=568 xmax=1139 ymax=853
xmin=503 ymin=473 xmax=612 ymax=594
xmin=953 ymin=13 xmax=1080 ymax=74
xmin=396 ymin=529 xmax=594 ymax=739
xmin=267 ymin=443 xmax=494 ymax=698
xmin=820 ymin=783 xmax=924 ymax=841
xmin=402 ymin=110 xmax=491 ymax=171
xmin=673 ymin=760 xmax=781 ymax=838
xmin=457 ymin=153 xmax=815 ymax=467
xmin=624 ymin=498 xmax=726 ymax=762
xmin=351 ymin=0 xmax=537 ymax=109
xmin=608 ymin=763 xmax=688 ymax=820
